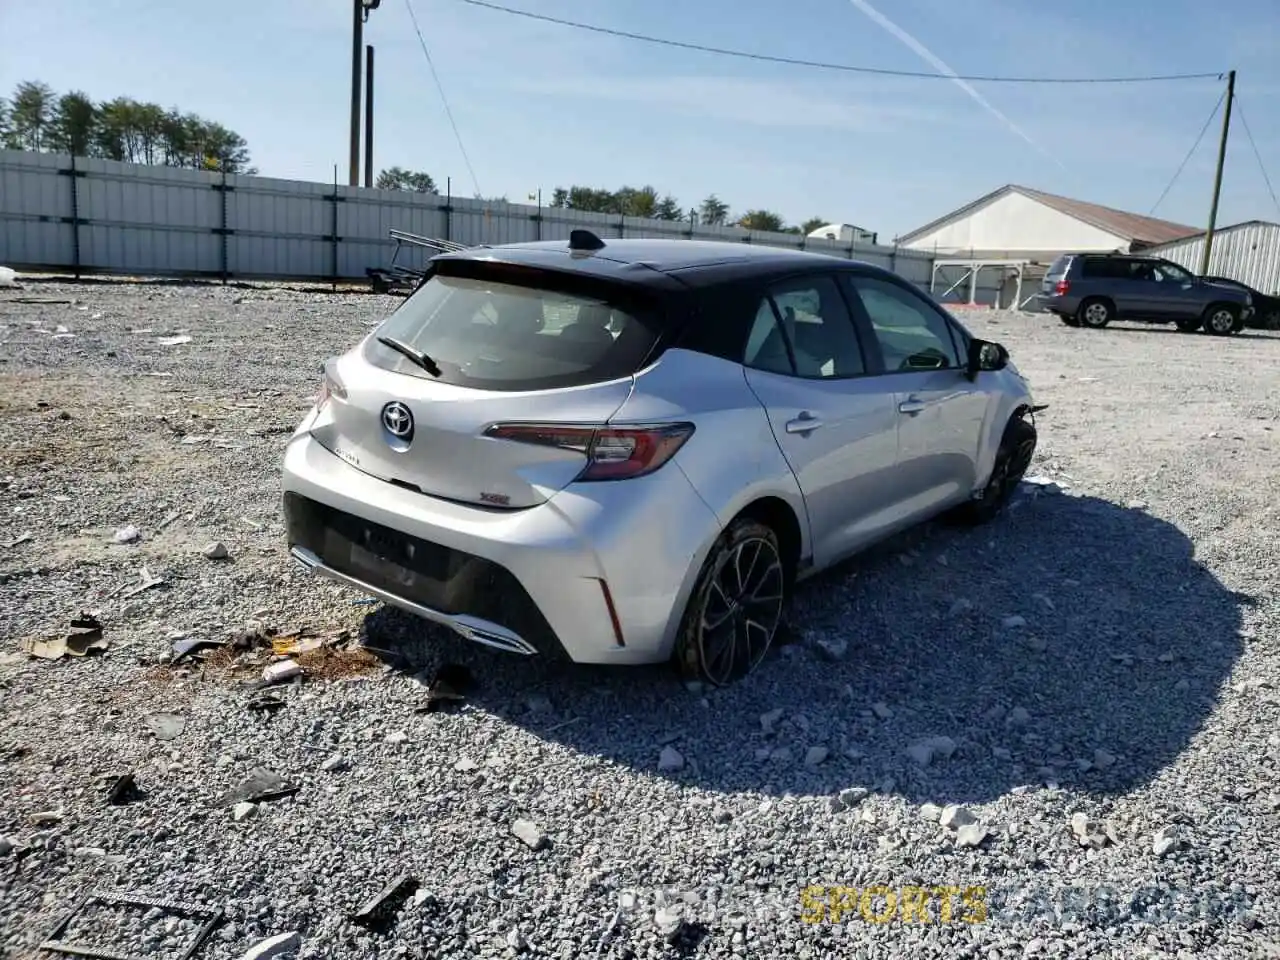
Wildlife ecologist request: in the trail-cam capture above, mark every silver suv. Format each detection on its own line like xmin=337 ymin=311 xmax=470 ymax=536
xmin=282 ymin=232 xmax=1040 ymax=686
xmin=1038 ymin=253 xmax=1253 ymax=335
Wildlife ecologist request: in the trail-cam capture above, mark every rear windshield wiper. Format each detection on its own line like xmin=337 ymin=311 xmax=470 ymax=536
xmin=377 ymin=335 xmax=442 ymax=377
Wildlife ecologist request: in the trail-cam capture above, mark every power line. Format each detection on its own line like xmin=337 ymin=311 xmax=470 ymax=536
xmin=1150 ymin=89 xmax=1225 ymax=216
xmin=1234 ymin=95 xmax=1280 ymax=221
xmin=404 ymin=0 xmax=482 ymax=197
xmin=457 ymin=0 xmax=1224 ymax=85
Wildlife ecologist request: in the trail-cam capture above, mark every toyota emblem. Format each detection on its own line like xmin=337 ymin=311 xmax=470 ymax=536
xmin=381 ymin=401 xmax=414 ymax=442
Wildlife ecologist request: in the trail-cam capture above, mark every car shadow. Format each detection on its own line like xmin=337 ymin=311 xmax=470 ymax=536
xmin=358 ymin=484 xmax=1246 ymax=807
xmin=1083 ymin=323 xmax=1280 ymax=341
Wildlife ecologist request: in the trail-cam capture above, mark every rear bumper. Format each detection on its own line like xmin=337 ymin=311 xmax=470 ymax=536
xmin=280 ymin=433 xmax=722 ymax=665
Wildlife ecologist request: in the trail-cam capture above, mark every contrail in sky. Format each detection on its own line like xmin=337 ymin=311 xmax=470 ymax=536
xmin=845 ymin=0 xmax=1068 ymax=172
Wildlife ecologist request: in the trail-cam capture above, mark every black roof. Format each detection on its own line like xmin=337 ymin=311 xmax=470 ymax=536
xmin=432 ymin=236 xmax=892 ymax=290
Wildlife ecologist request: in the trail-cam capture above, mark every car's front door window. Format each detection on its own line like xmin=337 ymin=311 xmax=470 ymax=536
xmin=843 ymin=275 xmax=961 ymax=372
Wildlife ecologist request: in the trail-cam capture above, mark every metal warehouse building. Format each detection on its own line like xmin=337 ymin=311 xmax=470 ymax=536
xmin=1141 ymin=220 xmax=1280 ymax=296
xmin=895 ymin=184 xmax=1198 ymax=309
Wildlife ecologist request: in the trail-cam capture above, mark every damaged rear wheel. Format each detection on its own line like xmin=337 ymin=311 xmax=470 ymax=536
xmin=675 ymin=518 xmax=786 ymax=687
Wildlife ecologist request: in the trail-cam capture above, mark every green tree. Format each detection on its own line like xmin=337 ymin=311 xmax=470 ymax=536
xmin=800 ymin=216 xmax=829 ymax=236
xmin=614 ymin=185 xmax=658 ymax=218
xmin=376 ymin=166 xmax=437 ymax=193
xmin=654 ymin=195 xmax=683 ymax=221
xmin=10 ymin=80 xmax=56 ymax=151
xmin=699 ymin=194 xmax=730 ymax=227
xmin=0 ymin=98 xmax=12 ymax=148
xmin=738 ymin=209 xmax=786 ymax=232
xmin=197 ymin=121 xmax=254 ymax=173
xmin=95 ymin=97 xmax=141 ymax=161
xmin=47 ymin=91 xmax=98 ymax=156
xmin=550 ymin=187 xmax=569 ymax=208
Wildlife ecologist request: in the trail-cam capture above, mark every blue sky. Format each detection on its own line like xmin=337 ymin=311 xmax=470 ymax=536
xmin=2 ymin=0 xmax=1278 ymax=238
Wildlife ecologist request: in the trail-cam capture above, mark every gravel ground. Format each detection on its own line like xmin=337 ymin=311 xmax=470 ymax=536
xmin=2 ymin=279 xmax=1279 ymax=960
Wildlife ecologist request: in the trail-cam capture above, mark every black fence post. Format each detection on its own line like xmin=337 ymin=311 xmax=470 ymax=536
xmin=326 ymin=174 xmax=343 ymax=291
xmin=58 ymin=154 xmax=85 ymax=279
xmin=444 ymin=178 xmax=452 ymax=243
xmin=211 ymin=167 xmax=233 ymax=283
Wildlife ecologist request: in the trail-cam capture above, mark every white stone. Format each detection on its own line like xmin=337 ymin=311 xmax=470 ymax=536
xmin=940 ymin=805 xmax=977 ymax=830
xmin=233 ymin=802 xmax=257 ymax=822
xmin=238 ymin=931 xmax=301 ymax=960
xmin=658 ymin=746 xmax=685 ymax=772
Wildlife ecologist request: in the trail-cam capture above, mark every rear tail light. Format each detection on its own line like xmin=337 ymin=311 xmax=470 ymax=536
xmin=1054 ymin=279 xmax=1070 ymax=296
xmin=483 ymin=422 xmax=695 ymax=481
xmin=315 ymin=360 xmax=347 ymax=412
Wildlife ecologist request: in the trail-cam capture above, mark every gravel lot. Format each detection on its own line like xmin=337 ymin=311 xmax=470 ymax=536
xmin=2 ymin=279 xmax=1279 ymax=960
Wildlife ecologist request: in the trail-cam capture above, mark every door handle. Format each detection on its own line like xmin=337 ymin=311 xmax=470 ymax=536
xmin=898 ymin=396 xmax=928 ymax=415
xmin=785 ymin=411 xmax=823 ymax=434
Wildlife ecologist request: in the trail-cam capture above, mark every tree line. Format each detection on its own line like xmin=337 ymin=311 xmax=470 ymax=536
xmin=375 ymin=170 xmax=829 ymax=236
xmin=2 ymin=82 xmax=827 ymax=234
xmin=0 ymin=80 xmax=254 ymax=173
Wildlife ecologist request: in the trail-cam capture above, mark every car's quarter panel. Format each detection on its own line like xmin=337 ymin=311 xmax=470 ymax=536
xmin=281 ymin=430 xmax=721 ymax=665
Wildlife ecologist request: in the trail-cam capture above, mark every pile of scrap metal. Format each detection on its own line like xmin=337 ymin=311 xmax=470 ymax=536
xmin=367 ymin=230 xmax=470 ymax=294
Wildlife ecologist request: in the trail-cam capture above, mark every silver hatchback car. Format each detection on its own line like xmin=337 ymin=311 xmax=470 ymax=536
xmin=282 ymin=232 xmax=1040 ymax=685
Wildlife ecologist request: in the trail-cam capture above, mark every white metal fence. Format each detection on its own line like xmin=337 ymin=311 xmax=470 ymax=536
xmin=0 ymin=149 xmax=944 ymax=292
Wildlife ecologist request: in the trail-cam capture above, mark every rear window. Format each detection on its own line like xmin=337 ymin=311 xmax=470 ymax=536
xmin=364 ymin=269 xmax=661 ymax=391
xmin=1046 ymin=255 xmax=1072 ymax=278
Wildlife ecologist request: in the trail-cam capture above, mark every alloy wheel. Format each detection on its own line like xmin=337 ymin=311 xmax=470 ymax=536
xmin=694 ymin=536 xmax=785 ymax=686
xmin=1207 ymin=308 xmax=1236 ymax=334
xmin=1082 ymin=302 xmax=1110 ymax=327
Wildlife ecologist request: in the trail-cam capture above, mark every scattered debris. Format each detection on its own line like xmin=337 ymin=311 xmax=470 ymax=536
xmin=171 ymin=636 xmax=224 ymax=665
xmin=321 ymin=754 xmax=349 ymax=773
xmin=114 ymin=525 xmax=141 ymax=544
xmin=239 ymin=931 xmax=302 ymax=960
xmin=157 ymin=334 xmax=193 ymax=346
xmin=120 ymin=566 xmax=166 ymax=599
xmin=511 ymin=818 xmax=549 ymax=851
xmin=203 ymin=541 xmax=230 ymax=560
xmin=920 ymin=802 xmax=943 ymax=822
xmin=271 ymin=635 xmax=324 ymax=656
xmin=106 ymin=772 xmax=140 ymax=806
xmin=27 ymin=615 xmax=108 ymax=660
xmin=219 ymin=766 xmax=298 ymax=806
xmin=759 ymin=708 xmax=784 ymax=734
xmin=350 ymin=874 xmax=421 ymax=933
xmin=262 ymin=659 xmax=303 ymax=685
xmin=414 ymin=663 xmax=473 ymax=713
xmin=145 ymin=712 xmax=186 ymax=741
xmin=41 ymin=890 xmax=223 ymax=960
xmin=1 ymin=532 xmax=32 ymax=549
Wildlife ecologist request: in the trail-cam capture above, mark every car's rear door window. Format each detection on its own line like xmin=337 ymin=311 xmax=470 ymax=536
xmin=743 ymin=275 xmax=867 ymax=379
xmin=364 ymin=268 xmax=661 ymax=391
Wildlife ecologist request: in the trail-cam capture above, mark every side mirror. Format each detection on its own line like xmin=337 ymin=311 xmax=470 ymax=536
xmin=966 ymin=339 xmax=1008 ymax=380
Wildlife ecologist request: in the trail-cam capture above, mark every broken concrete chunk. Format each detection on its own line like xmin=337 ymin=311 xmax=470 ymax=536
xmin=203 ymin=541 xmax=230 ymax=560
xmin=114 ymin=525 xmax=141 ymax=544
xmin=511 ymin=818 xmax=549 ymax=851
xmin=145 ymin=713 xmax=186 ymax=741
xmin=920 ymin=802 xmax=943 ymax=822
xmin=955 ymin=823 xmax=988 ymax=848
xmin=262 ymin=660 xmax=302 ymax=685
xmin=940 ymin=805 xmax=976 ymax=830
xmin=233 ymin=801 xmax=257 ymax=822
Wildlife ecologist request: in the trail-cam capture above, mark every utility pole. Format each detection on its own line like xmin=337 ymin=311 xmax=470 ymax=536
xmin=363 ymin=44 xmax=375 ymax=189
xmin=1200 ymin=69 xmax=1235 ymax=275
xmin=349 ymin=0 xmax=381 ymax=186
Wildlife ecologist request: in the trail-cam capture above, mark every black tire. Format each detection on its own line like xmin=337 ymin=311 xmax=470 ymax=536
xmin=1078 ymin=298 xmax=1113 ymax=328
xmin=1202 ymin=303 xmax=1239 ymax=336
xmin=1059 ymin=313 xmax=1081 ymax=327
xmin=674 ymin=518 xmax=787 ymax=687
xmin=1174 ymin=316 xmax=1202 ymax=333
xmin=1264 ymin=310 xmax=1280 ymax=332
xmin=946 ymin=416 xmax=1038 ymax=527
